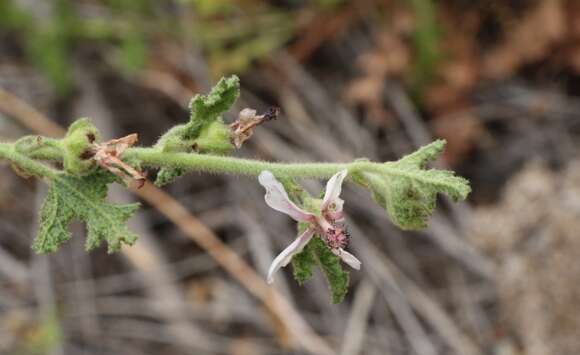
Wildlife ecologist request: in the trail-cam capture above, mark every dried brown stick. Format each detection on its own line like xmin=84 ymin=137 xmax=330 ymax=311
xmin=0 ymin=243 xmax=29 ymax=283
xmin=339 ymin=279 xmax=376 ymax=355
xmin=289 ymin=1 xmax=371 ymax=62
xmin=355 ymin=233 xmax=484 ymax=355
xmin=0 ymin=89 xmax=64 ymax=137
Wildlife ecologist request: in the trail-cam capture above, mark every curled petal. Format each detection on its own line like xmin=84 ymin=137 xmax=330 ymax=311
xmin=267 ymin=228 xmax=315 ymax=284
xmin=322 ymin=170 xmax=348 ymax=212
xmin=336 ymin=249 xmax=361 ymax=270
xmin=259 ymin=171 xmax=314 ymax=222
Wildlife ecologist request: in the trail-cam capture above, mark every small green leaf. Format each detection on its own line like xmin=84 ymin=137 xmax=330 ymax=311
xmin=155 ymin=167 xmax=185 ymax=187
xmin=311 ymin=236 xmax=349 ymax=304
xmin=33 ymin=170 xmax=140 ymax=254
xmin=154 ymin=76 xmax=239 ymax=185
xmin=291 ymin=236 xmax=350 ymax=304
xmin=186 ymin=75 xmax=239 ymax=138
xmin=359 ymin=139 xmax=470 ymax=230
xmin=291 ymin=242 xmax=316 ymax=285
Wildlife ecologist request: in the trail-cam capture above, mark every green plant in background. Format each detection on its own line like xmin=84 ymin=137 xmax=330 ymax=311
xmin=0 ymin=76 xmax=470 ymax=303
xmin=0 ymin=0 xmax=320 ymax=93
xmin=409 ymin=0 xmax=442 ymax=96
xmin=0 ymin=0 xmax=446 ymax=99
xmin=17 ymin=309 xmax=63 ymax=355
xmin=0 ymin=0 xmax=74 ymax=94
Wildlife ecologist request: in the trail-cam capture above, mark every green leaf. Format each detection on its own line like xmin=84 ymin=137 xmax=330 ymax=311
xmin=155 ymin=167 xmax=185 ymax=187
xmin=311 ymin=237 xmax=349 ymax=304
xmin=291 ymin=242 xmax=316 ymax=285
xmin=359 ymin=139 xmax=470 ymax=230
xmin=154 ymin=76 xmax=239 ymax=185
xmin=186 ymin=75 xmax=239 ymax=138
xmin=291 ymin=236 xmax=350 ymax=304
xmin=33 ymin=170 xmax=140 ymax=254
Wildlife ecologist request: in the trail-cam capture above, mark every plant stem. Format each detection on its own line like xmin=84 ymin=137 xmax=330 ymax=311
xmin=0 ymin=143 xmax=58 ymax=179
xmin=125 ymin=147 xmax=364 ymax=178
xmin=1 ymin=142 xmax=380 ymax=180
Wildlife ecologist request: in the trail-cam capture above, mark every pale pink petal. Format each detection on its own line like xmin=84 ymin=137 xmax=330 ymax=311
xmin=337 ymin=249 xmax=361 ymax=270
xmin=267 ymin=228 xmax=315 ymax=284
xmin=259 ymin=171 xmax=314 ymax=222
xmin=325 ymin=210 xmax=345 ymax=223
xmin=321 ymin=170 xmax=348 ymax=212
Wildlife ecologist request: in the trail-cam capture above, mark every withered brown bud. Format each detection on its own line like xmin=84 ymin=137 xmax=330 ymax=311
xmin=93 ymin=133 xmax=146 ymax=188
xmin=263 ymin=107 xmax=280 ymax=121
xmin=229 ymin=107 xmax=279 ymax=149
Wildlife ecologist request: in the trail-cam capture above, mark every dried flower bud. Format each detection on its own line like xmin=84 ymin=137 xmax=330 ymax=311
xmin=229 ymin=107 xmax=279 ymax=148
xmin=93 ymin=134 xmax=146 ymax=188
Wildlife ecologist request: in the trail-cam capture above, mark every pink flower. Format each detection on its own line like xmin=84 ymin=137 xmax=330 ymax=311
xmin=258 ymin=170 xmax=361 ymax=284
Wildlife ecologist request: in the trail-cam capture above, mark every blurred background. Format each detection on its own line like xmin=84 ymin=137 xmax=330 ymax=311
xmin=1 ymin=0 xmax=580 ymax=354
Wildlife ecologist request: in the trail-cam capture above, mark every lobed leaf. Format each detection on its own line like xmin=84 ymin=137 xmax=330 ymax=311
xmin=186 ymin=75 xmax=239 ymax=138
xmin=33 ymin=170 xmax=140 ymax=254
xmin=359 ymin=139 xmax=470 ymax=230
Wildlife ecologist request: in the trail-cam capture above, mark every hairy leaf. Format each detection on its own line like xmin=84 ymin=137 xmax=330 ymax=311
xmin=291 ymin=236 xmax=350 ymax=304
xmin=186 ymin=75 xmax=239 ymax=138
xmin=33 ymin=170 xmax=140 ymax=254
xmin=359 ymin=139 xmax=470 ymax=230
xmin=154 ymin=166 xmax=186 ymax=187
xmin=291 ymin=241 xmax=316 ymax=285
xmin=155 ymin=76 xmax=239 ymax=185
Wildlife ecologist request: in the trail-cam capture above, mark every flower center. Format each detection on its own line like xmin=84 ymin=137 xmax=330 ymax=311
xmin=315 ymin=216 xmax=350 ymax=250
xmin=324 ymin=227 xmax=350 ymax=250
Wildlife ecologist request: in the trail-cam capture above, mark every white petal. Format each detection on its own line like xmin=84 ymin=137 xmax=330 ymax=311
xmin=338 ymin=249 xmax=361 ymax=270
xmin=259 ymin=171 xmax=314 ymax=222
xmin=267 ymin=228 xmax=315 ymax=284
xmin=321 ymin=170 xmax=348 ymax=212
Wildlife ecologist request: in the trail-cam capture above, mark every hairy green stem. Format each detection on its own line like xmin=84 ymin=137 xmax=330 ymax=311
xmin=126 ymin=148 xmax=359 ymax=178
xmin=0 ymin=143 xmax=58 ymax=179
xmin=0 ymin=142 xmax=380 ymax=180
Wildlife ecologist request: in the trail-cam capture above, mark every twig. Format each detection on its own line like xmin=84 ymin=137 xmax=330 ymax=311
xmin=0 ymin=89 xmax=64 ymax=137
xmin=0 ymin=243 xmax=29 ymax=283
xmin=339 ymin=279 xmax=376 ymax=355
xmin=289 ymin=1 xmax=371 ymax=62
xmin=355 ymin=232 xmax=484 ymax=355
